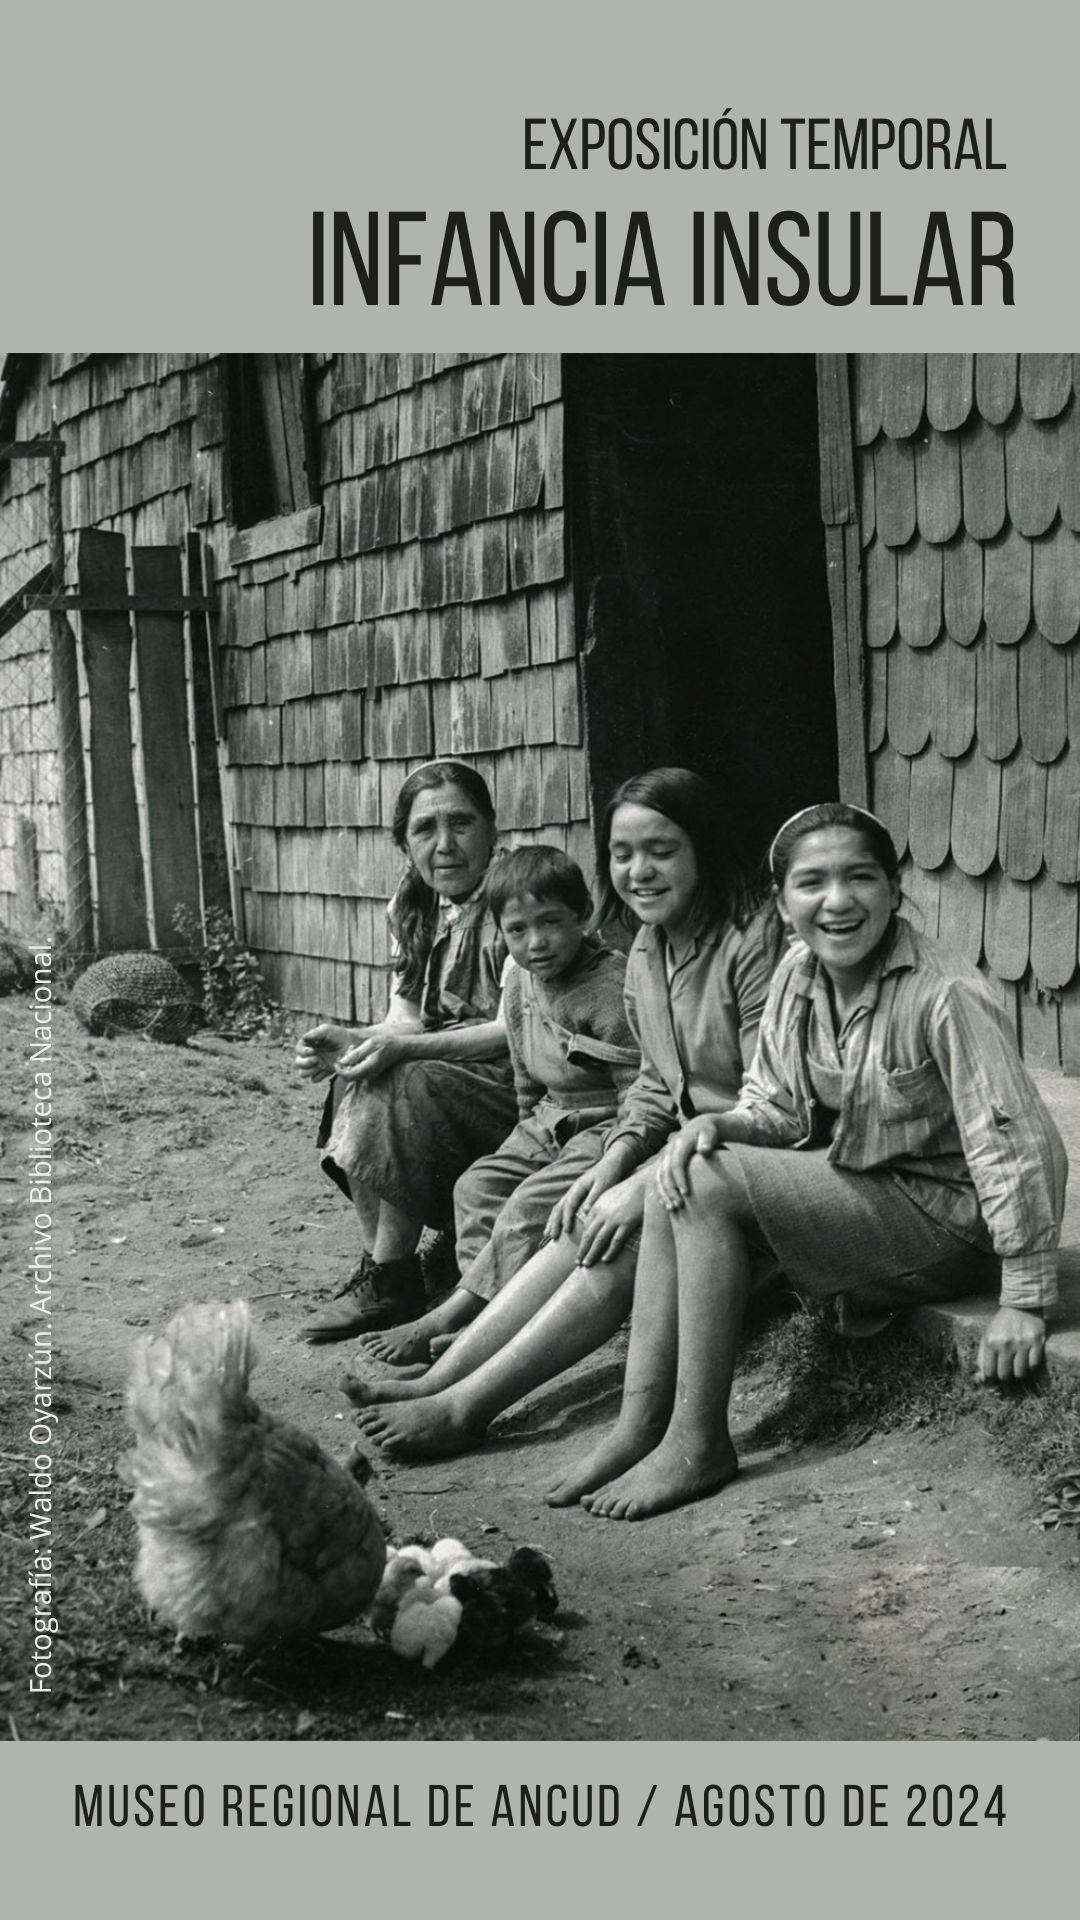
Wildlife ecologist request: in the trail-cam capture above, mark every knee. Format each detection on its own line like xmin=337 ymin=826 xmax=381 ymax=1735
xmin=673 ymin=1154 xmax=749 ymax=1228
xmin=576 ymin=1254 xmax=636 ymax=1312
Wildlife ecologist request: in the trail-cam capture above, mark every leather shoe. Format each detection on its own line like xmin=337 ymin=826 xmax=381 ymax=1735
xmin=302 ymin=1255 xmax=426 ymax=1344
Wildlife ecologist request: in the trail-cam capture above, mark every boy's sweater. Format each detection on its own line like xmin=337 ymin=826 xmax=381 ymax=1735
xmin=502 ymin=940 xmax=640 ymax=1121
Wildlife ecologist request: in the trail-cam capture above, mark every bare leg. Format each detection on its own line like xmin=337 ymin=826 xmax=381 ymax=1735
xmin=371 ymin=1197 xmax=424 ymax=1263
xmin=344 ymin=1235 xmax=579 ymax=1406
xmin=340 ymin=1172 xmax=422 ymax=1262
xmin=586 ymin=1155 xmax=753 ymax=1521
xmin=350 ymin=1246 xmax=637 ymax=1460
xmin=546 ymin=1195 xmax=678 ymax=1505
xmin=344 ymin=1174 xmax=380 ymax=1251
xmin=353 ymin=1285 xmax=483 ymax=1369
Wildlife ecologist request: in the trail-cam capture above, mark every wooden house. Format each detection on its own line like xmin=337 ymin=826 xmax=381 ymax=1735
xmin=1 ymin=351 xmax=1078 ymax=1070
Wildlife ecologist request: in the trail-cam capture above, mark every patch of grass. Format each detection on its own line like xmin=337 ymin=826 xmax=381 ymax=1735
xmin=737 ymin=1302 xmax=975 ymax=1454
xmin=977 ymin=1369 xmax=1080 ymax=1500
xmin=736 ymin=1298 xmax=1080 ymax=1526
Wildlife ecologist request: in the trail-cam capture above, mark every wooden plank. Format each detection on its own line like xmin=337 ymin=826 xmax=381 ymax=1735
xmin=1045 ymin=746 xmax=1080 ymax=883
xmin=1017 ymin=980 xmax=1062 ymax=1069
xmin=869 ymin=741 xmax=911 ymax=858
xmin=1019 ymin=353 xmax=1073 ymax=421
xmin=983 ymin=870 xmax=1031 ymax=981
xmin=950 ymin=747 xmax=1001 ymax=876
xmin=998 ymin=752 xmax=1047 ymax=880
xmin=227 ymin=504 xmax=321 ymax=567
xmin=976 ymin=639 xmax=1019 ymax=761
xmin=959 ymin=416 xmax=1006 ymax=540
xmin=983 ymin=525 xmax=1032 ymax=646
xmin=858 ymin=446 xmax=875 ymax=546
xmin=816 ymin=354 xmax=858 ymax=524
xmin=867 ymin=645 xmax=888 ymax=752
xmin=897 ymin=540 xmax=942 ymax=647
xmin=863 ymin=538 xmax=897 ymax=647
xmin=1017 ymin=630 xmax=1068 ymax=764
xmin=930 ymin=637 xmax=977 ymax=758
xmin=824 ymin=521 xmax=868 ymax=804
xmin=1030 ymin=875 xmax=1079 ymax=990
xmin=907 ymin=746 xmax=953 ymax=870
xmin=1059 ymin=978 xmax=1080 ymax=1073
xmin=925 ymin=354 xmax=973 ymax=433
xmin=886 ymin=640 xmax=932 ymax=755
xmin=1060 ymin=398 xmax=1080 ymax=533
xmin=881 ymin=354 xmax=926 ymax=440
xmin=913 ymin=429 xmax=961 ymax=544
xmin=1033 ymin=522 xmax=1080 ymax=644
xmin=1006 ymin=412 xmax=1059 ymax=537
xmin=185 ymin=533 xmax=232 ymax=917
xmin=942 ymin=533 xmax=983 ymax=646
xmin=974 ymin=353 xmax=1017 ymax=426
xmin=77 ymin=529 xmax=148 ymax=948
xmin=852 ymin=354 xmax=885 ymax=447
xmin=873 ymin=435 xmax=917 ymax=546
xmin=901 ymin=857 xmax=941 ymax=939
xmin=132 ymin=549 xmax=203 ymax=944
xmin=936 ymin=861 xmax=985 ymax=961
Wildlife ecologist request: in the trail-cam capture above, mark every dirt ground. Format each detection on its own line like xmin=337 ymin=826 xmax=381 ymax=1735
xmin=2 ymin=997 xmax=1078 ymax=1743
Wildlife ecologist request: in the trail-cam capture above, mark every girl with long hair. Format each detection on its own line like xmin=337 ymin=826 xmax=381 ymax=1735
xmin=347 ymin=767 xmax=780 ymax=1463
xmin=568 ymin=801 xmax=1067 ymax=1521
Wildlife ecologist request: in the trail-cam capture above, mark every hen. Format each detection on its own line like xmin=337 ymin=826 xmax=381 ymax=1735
xmin=125 ymin=1301 xmax=386 ymax=1645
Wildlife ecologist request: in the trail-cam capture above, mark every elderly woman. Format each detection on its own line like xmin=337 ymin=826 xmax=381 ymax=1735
xmin=297 ymin=760 xmax=517 ymax=1343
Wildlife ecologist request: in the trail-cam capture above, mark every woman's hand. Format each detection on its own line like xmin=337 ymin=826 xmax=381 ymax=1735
xmin=296 ymin=1023 xmax=357 ymax=1081
xmin=976 ymin=1307 xmax=1047 ymax=1382
xmin=575 ymin=1178 xmax=645 ymax=1267
xmin=655 ymin=1115 xmax=725 ymax=1210
xmin=335 ymin=1028 xmax=416 ymax=1084
xmin=545 ymin=1154 xmax=627 ymax=1243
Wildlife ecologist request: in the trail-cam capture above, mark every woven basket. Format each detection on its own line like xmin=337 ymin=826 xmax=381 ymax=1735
xmin=71 ymin=952 xmax=199 ymax=1044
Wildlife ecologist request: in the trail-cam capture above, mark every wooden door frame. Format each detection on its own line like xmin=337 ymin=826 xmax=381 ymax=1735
xmin=816 ymin=353 xmax=869 ymax=807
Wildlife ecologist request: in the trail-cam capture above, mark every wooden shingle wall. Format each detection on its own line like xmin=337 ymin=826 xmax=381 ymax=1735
xmin=856 ymin=353 xmax=1080 ymax=1068
xmin=0 ymin=354 xmax=210 ymax=929
xmin=218 ymin=353 xmax=587 ymax=1019
xmin=0 ymin=352 xmax=588 ymax=1012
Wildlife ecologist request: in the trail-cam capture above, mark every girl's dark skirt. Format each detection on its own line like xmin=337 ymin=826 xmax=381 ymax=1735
xmin=318 ymin=1059 xmax=517 ymax=1229
xmin=722 ymin=1143 xmax=999 ymax=1314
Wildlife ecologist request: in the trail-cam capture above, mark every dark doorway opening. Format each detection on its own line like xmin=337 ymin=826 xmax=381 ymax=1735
xmin=565 ymin=353 xmax=839 ymax=870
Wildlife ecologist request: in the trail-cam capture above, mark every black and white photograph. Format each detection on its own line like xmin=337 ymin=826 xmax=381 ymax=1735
xmin=2 ymin=346 xmax=1078 ymax=1743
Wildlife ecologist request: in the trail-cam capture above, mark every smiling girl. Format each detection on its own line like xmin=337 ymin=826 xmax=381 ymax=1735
xmin=570 ymin=801 xmax=1068 ymax=1522
xmin=348 ymin=767 xmax=779 ymax=1464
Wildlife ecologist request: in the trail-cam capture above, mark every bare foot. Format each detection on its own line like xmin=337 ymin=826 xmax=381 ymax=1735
xmin=351 ymin=1394 xmax=486 ymax=1462
xmin=355 ymin=1322 xmax=434 ymax=1366
xmin=429 ymin=1331 xmax=459 ymax=1360
xmin=582 ymin=1438 xmax=738 ymax=1521
xmin=544 ymin=1425 xmax=662 ymax=1507
xmin=343 ymin=1370 xmax=435 ymax=1409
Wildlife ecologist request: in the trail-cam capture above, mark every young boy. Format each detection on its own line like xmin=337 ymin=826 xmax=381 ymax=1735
xmin=349 ymin=845 xmax=639 ymax=1368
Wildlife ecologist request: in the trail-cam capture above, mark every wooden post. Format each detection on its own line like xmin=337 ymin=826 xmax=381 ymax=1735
xmin=46 ymin=433 xmax=92 ymax=949
xmin=78 ymin=529 xmax=148 ymax=949
xmin=131 ymin=545 xmax=202 ymax=946
xmin=191 ymin=537 xmax=247 ymax=940
xmin=816 ymin=354 xmax=869 ymax=808
xmin=184 ymin=534 xmax=233 ymax=919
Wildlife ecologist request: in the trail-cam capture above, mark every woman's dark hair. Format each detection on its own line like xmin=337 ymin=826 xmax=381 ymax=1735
xmin=768 ymin=801 xmax=900 ymax=889
xmin=593 ymin=767 xmax=759 ymax=935
xmin=388 ymin=761 xmax=496 ymax=998
xmin=487 ymin=845 xmax=593 ymax=927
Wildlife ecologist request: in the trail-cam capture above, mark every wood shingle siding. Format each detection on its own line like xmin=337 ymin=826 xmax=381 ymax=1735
xmin=854 ymin=351 xmax=1080 ymax=1066
xmin=0 ymin=353 xmax=589 ymax=1010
